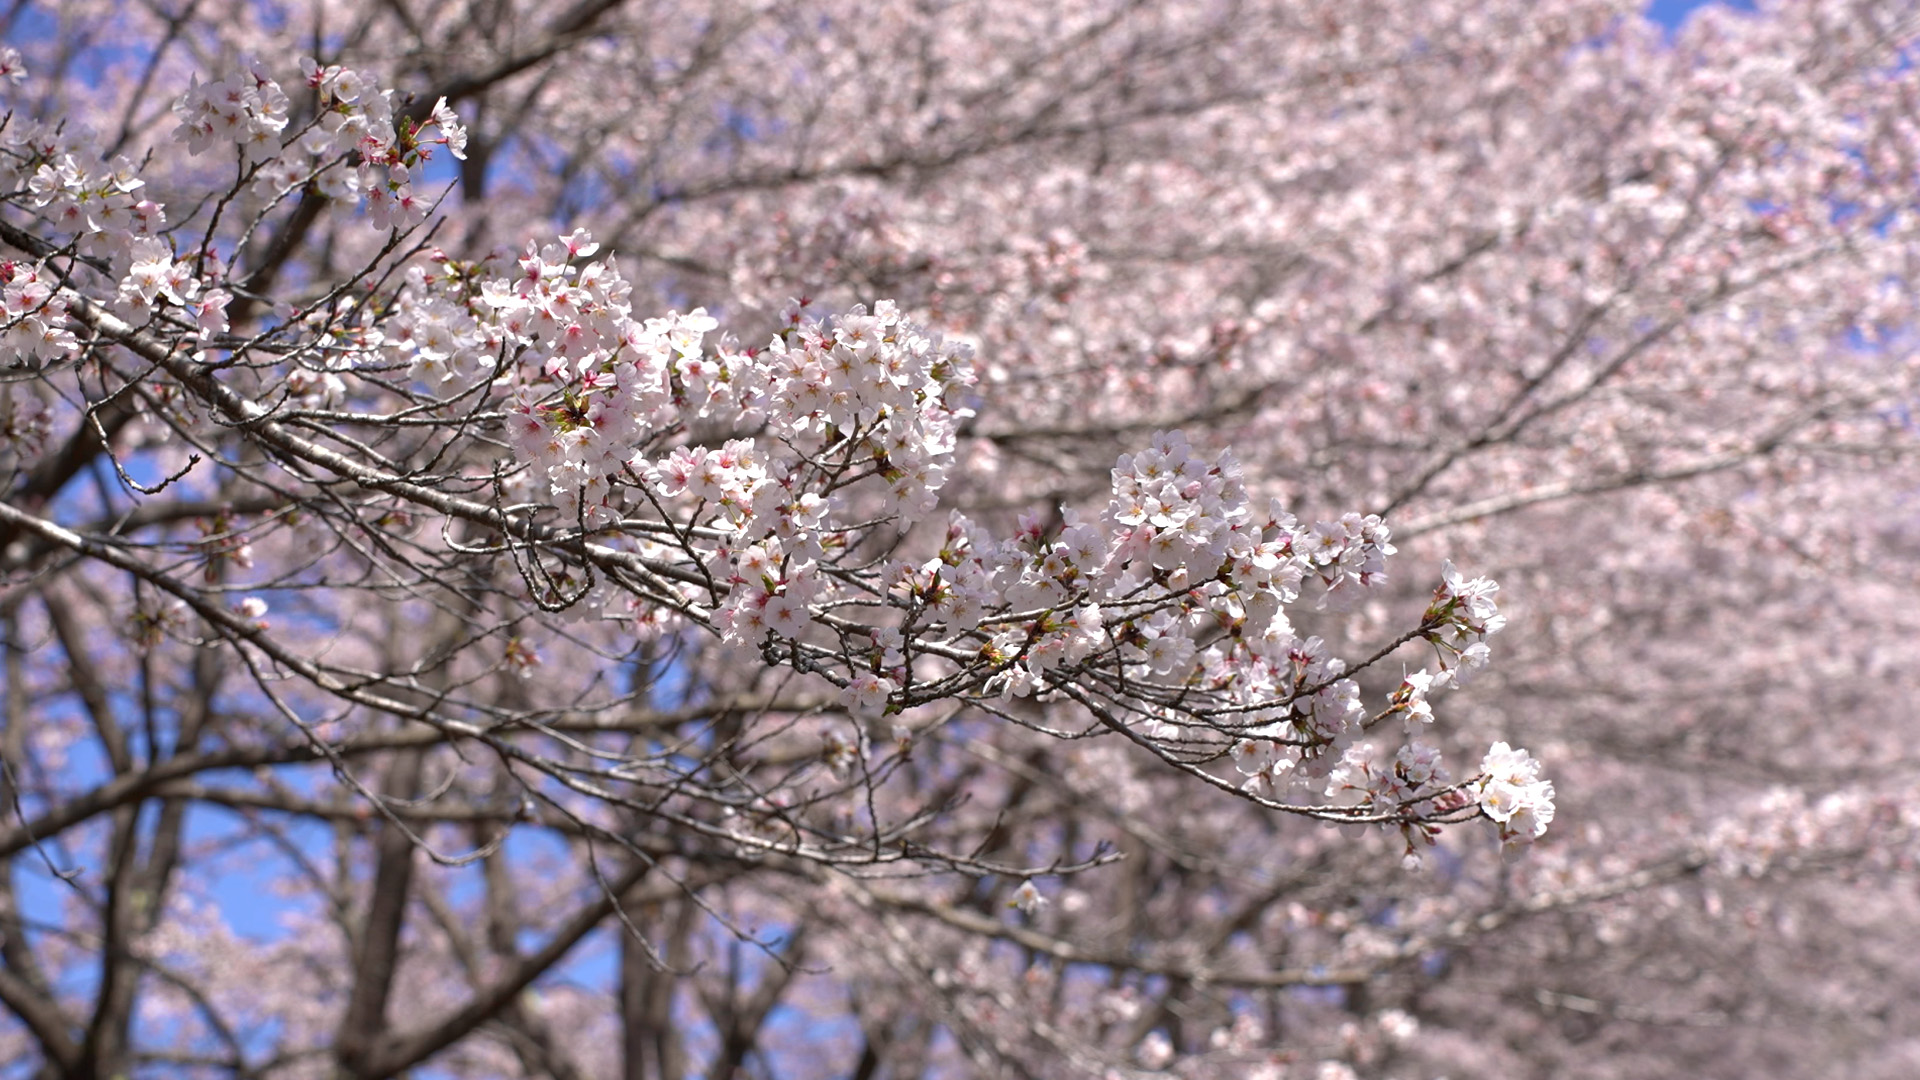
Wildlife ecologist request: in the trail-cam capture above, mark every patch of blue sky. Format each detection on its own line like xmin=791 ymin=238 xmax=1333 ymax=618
xmin=10 ymin=823 xmax=92 ymax=962
xmin=186 ymin=800 xmax=334 ymax=940
xmin=412 ymin=146 xmax=464 ymax=196
xmin=1647 ymin=0 xmax=1757 ymax=29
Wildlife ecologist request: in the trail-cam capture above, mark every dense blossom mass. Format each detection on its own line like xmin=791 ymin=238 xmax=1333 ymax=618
xmin=0 ymin=3 xmax=1917 ymax=1079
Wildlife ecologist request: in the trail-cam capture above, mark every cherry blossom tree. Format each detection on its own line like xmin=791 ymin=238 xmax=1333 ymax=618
xmin=1 ymin=1 xmax=1917 ymax=1078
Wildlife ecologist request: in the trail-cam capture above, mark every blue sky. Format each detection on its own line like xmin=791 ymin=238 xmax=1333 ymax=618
xmin=1649 ymin=0 xmax=1757 ymax=27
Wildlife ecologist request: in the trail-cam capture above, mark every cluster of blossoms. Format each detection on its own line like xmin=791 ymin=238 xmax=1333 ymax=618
xmin=0 ymin=86 xmax=223 ymax=339
xmin=114 ymin=237 xmax=232 ymax=337
xmin=1321 ymin=734 xmax=1487 ymax=863
xmin=409 ymin=232 xmax=974 ymax=548
xmin=173 ymin=56 xmax=465 ymax=229
xmin=1 ymin=113 xmax=167 ymax=264
xmin=1 ymin=261 xmax=78 ymax=366
xmin=870 ymin=430 xmax=1544 ymax=842
xmin=1 ymin=55 xmax=465 ymax=369
xmin=0 ymin=79 xmax=119 ymax=364
xmin=469 ymin=271 xmax=1548 ymax=841
xmin=1307 ymin=563 xmax=1532 ymax=857
xmin=1476 ymin=742 xmax=1556 ymax=848
xmin=385 ymin=254 xmax=505 ymax=387
xmin=1425 ymin=559 xmax=1509 ymax=683
xmin=173 ymin=60 xmax=291 ymax=163
xmin=294 ymin=59 xmax=465 ymax=228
